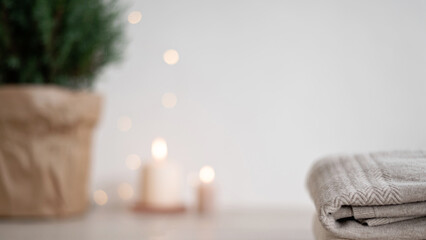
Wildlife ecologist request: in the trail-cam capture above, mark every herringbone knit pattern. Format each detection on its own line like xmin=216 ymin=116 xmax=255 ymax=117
xmin=307 ymin=151 xmax=426 ymax=240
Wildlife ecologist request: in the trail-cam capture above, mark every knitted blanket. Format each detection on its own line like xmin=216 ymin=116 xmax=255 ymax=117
xmin=307 ymin=151 xmax=426 ymax=240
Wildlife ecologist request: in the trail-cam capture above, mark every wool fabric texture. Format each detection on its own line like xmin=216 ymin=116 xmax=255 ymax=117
xmin=307 ymin=151 xmax=426 ymax=240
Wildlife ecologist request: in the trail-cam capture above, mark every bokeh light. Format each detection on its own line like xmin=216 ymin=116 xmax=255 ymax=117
xmin=117 ymin=116 xmax=132 ymax=132
xmin=128 ymin=11 xmax=142 ymax=24
xmin=126 ymin=154 xmax=142 ymax=170
xmin=152 ymin=138 xmax=168 ymax=160
xmin=163 ymin=49 xmax=179 ymax=65
xmin=199 ymin=166 xmax=215 ymax=183
xmin=118 ymin=183 xmax=134 ymax=200
xmin=162 ymin=93 xmax=177 ymax=108
xmin=93 ymin=190 xmax=108 ymax=206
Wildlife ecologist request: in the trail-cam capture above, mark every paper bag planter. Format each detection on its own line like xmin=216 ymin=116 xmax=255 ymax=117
xmin=0 ymin=86 xmax=101 ymax=217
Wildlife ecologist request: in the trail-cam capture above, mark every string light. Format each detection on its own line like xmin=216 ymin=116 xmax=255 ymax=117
xmin=163 ymin=49 xmax=179 ymax=65
xmin=126 ymin=154 xmax=141 ymax=170
xmin=128 ymin=11 xmax=142 ymax=24
xmin=118 ymin=183 xmax=134 ymax=200
xmin=93 ymin=190 xmax=108 ymax=206
xmin=162 ymin=93 xmax=177 ymax=108
xmin=117 ymin=116 xmax=132 ymax=132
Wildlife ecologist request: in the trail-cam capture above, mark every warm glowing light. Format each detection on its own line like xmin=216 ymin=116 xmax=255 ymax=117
xmin=152 ymin=138 xmax=168 ymax=160
xmin=118 ymin=183 xmax=134 ymax=200
xmin=125 ymin=154 xmax=141 ymax=170
xmin=163 ymin=49 xmax=179 ymax=65
xmin=162 ymin=93 xmax=177 ymax=108
xmin=93 ymin=190 xmax=108 ymax=206
xmin=128 ymin=11 xmax=142 ymax=24
xmin=117 ymin=116 xmax=132 ymax=132
xmin=199 ymin=166 xmax=215 ymax=183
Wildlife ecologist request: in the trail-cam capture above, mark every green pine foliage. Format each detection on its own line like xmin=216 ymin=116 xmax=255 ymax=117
xmin=0 ymin=0 xmax=125 ymax=89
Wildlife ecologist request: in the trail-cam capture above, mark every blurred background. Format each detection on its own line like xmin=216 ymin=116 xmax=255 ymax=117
xmin=92 ymin=0 xmax=426 ymax=209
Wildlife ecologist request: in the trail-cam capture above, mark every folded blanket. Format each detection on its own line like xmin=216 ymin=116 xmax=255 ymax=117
xmin=312 ymin=213 xmax=426 ymax=240
xmin=313 ymin=214 xmax=346 ymax=240
xmin=307 ymin=151 xmax=426 ymax=240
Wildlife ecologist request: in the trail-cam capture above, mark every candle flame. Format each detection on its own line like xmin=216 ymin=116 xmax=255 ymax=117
xmin=199 ymin=166 xmax=215 ymax=183
xmin=152 ymin=138 xmax=168 ymax=160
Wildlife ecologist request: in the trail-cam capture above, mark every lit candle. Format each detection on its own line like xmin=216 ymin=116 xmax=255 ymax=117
xmin=197 ymin=166 xmax=215 ymax=214
xmin=140 ymin=138 xmax=183 ymax=209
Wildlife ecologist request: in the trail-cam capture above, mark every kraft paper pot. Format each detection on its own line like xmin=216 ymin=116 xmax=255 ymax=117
xmin=0 ymin=86 xmax=102 ymax=217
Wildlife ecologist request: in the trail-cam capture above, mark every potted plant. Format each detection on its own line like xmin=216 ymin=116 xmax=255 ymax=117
xmin=0 ymin=0 xmax=124 ymax=217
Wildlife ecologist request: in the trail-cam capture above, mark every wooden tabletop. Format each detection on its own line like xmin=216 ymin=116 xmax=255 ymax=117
xmin=0 ymin=206 xmax=315 ymax=240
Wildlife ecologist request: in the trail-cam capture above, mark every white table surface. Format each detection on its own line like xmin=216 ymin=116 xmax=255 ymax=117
xmin=0 ymin=206 xmax=315 ymax=240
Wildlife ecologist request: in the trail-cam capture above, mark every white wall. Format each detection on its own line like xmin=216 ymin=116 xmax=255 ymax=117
xmin=92 ymin=0 xmax=426 ymax=208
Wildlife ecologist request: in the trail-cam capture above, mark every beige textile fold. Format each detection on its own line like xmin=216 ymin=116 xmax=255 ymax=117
xmin=307 ymin=151 xmax=426 ymax=240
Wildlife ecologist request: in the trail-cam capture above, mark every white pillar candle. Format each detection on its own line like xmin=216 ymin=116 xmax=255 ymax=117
xmin=197 ymin=166 xmax=215 ymax=213
xmin=141 ymin=138 xmax=182 ymax=208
